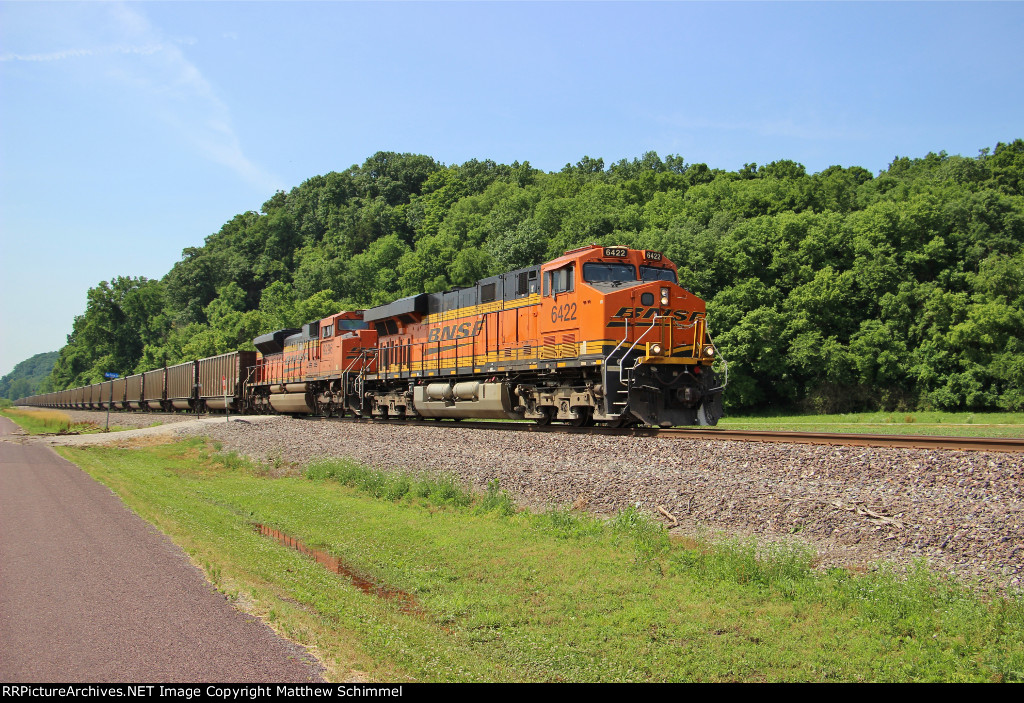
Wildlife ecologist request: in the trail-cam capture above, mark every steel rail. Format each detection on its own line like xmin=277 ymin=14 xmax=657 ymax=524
xmin=36 ymin=408 xmax=1024 ymax=453
xmin=655 ymin=428 xmax=1024 ymax=453
xmin=304 ymin=416 xmax=1024 ymax=453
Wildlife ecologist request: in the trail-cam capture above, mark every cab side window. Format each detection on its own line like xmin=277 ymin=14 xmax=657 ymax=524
xmin=545 ymin=265 xmax=574 ymax=296
xmin=554 ymin=265 xmax=574 ymax=294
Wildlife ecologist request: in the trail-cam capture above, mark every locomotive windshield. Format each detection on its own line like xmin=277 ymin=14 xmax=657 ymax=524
xmin=583 ymin=262 xmax=637 ymax=283
xmin=640 ymin=266 xmax=677 ymax=283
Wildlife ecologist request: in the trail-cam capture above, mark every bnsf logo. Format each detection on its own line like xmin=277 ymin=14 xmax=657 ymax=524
xmin=426 ymin=319 xmax=485 ymax=343
xmin=613 ymin=306 xmax=704 ymax=322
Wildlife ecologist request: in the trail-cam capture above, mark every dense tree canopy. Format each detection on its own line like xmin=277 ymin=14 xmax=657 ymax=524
xmin=44 ymin=141 xmax=1024 ymax=413
xmin=1 ymin=351 xmax=59 ymax=401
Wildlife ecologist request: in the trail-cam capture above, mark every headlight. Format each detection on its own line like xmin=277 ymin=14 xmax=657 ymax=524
xmin=650 ymin=343 xmax=663 ymax=356
xmin=660 ymin=287 xmax=670 ymax=306
xmin=704 ymin=345 xmax=715 ymax=357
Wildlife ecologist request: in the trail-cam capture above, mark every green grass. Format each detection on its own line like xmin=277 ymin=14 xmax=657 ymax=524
xmin=718 ymin=411 xmax=1024 ymax=438
xmin=53 ymin=439 xmax=1024 ymax=682
xmin=1 ymin=408 xmax=138 ymax=435
xmin=1 ymin=408 xmax=102 ymax=434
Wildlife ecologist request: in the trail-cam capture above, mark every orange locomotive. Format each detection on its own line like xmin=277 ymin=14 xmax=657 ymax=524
xmin=247 ymin=245 xmax=725 ymax=427
xmin=249 ymin=311 xmax=376 ymax=415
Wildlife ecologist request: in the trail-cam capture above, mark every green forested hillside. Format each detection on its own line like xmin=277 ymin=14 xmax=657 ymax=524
xmin=49 ymin=141 xmax=1024 ymax=413
xmin=2 ymin=351 xmax=58 ymax=401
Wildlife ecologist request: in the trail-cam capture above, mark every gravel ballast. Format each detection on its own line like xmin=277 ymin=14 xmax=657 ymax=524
xmin=23 ymin=409 xmax=1024 ymax=590
xmin=179 ymin=416 xmax=1023 ymax=590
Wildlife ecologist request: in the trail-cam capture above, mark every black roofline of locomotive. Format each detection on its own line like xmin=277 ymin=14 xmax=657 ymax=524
xmin=363 ymin=293 xmax=430 ymax=323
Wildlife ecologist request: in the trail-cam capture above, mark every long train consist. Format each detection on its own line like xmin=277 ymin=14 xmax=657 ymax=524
xmin=20 ymin=245 xmax=726 ymax=427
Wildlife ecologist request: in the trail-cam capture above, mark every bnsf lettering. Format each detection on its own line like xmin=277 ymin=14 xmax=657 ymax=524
xmin=427 ymin=319 xmax=485 ymax=343
xmin=612 ymin=306 xmax=704 ymax=322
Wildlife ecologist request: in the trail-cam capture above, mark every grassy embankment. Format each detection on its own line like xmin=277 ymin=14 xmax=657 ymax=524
xmin=718 ymin=411 xmax=1024 ymax=438
xmin=0 ymin=407 xmax=127 ymax=434
xmin=46 ymin=435 xmax=1024 ymax=683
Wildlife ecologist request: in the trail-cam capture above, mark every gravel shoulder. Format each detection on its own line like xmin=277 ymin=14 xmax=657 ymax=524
xmin=18 ymin=410 xmax=1024 ymax=591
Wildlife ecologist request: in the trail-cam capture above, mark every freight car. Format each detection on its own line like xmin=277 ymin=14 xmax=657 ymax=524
xmin=19 ymin=246 xmax=726 ymax=427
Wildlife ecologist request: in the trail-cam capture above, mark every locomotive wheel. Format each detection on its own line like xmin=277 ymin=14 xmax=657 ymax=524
xmin=697 ymin=403 xmax=718 ymax=427
xmin=611 ymin=412 xmax=639 ymax=428
xmin=534 ymin=408 xmax=553 ymax=426
xmin=565 ymin=408 xmax=593 ymax=427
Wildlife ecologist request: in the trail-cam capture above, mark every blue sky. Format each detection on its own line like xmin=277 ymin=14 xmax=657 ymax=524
xmin=1 ymin=1 xmax=1022 ymax=377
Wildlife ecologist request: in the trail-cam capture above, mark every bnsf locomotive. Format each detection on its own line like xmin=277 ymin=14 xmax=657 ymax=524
xmin=21 ymin=246 xmax=725 ymax=427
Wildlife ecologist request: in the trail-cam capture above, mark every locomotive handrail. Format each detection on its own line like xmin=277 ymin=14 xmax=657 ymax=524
xmin=342 ymin=350 xmax=363 ymax=375
xmin=705 ymin=330 xmax=729 ymax=390
xmin=623 ymin=315 xmax=672 ymax=363
xmin=605 ymin=316 xmax=629 ymax=368
xmin=618 ymin=315 xmax=677 ymax=388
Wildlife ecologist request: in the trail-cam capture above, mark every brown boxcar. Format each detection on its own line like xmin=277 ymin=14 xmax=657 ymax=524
xmin=88 ymin=383 xmax=101 ymax=410
xmin=125 ymin=373 xmax=144 ymax=410
xmin=199 ymin=351 xmax=256 ymax=411
xmin=96 ymin=381 xmax=113 ymax=409
xmin=166 ymin=361 xmax=198 ymax=411
xmin=143 ymin=368 xmax=166 ymax=411
xmin=111 ymin=377 xmax=127 ymax=409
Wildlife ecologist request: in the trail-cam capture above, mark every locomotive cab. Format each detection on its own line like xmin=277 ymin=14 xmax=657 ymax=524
xmin=539 ymin=245 xmax=724 ymax=426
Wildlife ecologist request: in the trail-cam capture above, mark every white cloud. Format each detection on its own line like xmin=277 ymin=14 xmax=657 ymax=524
xmin=4 ymin=3 xmax=282 ymax=193
xmin=0 ymin=45 xmax=163 ymax=62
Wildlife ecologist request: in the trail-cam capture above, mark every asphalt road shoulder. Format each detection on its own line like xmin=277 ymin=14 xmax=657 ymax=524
xmin=0 ymin=416 xmax=325 ymax=683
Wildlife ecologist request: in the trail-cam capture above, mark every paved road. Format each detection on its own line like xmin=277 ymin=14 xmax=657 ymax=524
xmin=0 ymin=417 xmax=324 ymax=682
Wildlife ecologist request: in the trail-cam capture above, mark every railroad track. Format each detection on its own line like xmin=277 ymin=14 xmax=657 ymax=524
xmin=30 ymin=407 xmax=1024 ymax=453
xmin=302 ymin=416 xmax=1024 ymax=453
